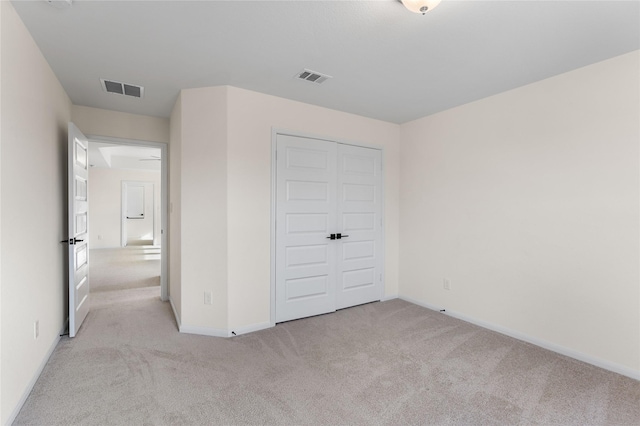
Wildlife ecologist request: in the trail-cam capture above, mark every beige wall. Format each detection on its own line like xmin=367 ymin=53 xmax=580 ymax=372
xmin=174 ymin=86 xmax=401 ymax=333
xmin=0 ymin=0 xmax=4 ymax=415
xmin=178 ymin=87 xmax=229 ymax=331
xmin=89 ymin=168 xmax=161 ymax=249
xmin=399 ymin=51 xmax=640 ymax=375
xmin=72 ymin=105 xmax=169 ymax=143
xmin=0 ymin=2 xmax=72 ymax=423
xmin=169 ymin=94 xmax=182 ymax=320
xmin=226 ymin=86 xmax=401 ymax=330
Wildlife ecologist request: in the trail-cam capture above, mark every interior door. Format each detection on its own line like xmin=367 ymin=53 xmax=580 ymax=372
xmin=275 ymin=134 xmax=338 ymax=322
xmin=68 ymin=123 xmax=90 ymax=337
xmin=336 ymin=144 xmax=383 ymax=309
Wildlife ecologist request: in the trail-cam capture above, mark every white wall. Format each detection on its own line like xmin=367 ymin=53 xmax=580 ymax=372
xmin=399 ymin=51 xmax=640 ymax=376
xmin=89 ymin=168 xmax=161 ymax=248
xmin=72 ymin=105 xmax=169 ymax=143
xmin=169 ymin=94 xmax=182 ymax=321
xmin=0 ymin=1 xmax=72 ymax=423
xmin=225 ymin=87 xmax=401 ymax=331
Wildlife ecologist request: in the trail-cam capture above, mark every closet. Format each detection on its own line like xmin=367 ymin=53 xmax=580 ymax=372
xmin=275 ymin=134 xmax=383 ymax=323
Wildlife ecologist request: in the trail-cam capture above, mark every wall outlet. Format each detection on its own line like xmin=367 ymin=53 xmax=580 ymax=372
xmin=443 ymin=278 xmax=451 ymax=291
xmin=204 ymin=291 xmax=213 ymax=305
xmin=97 ymin=235 xmax=103 ymax=240
xmin=34 ymin=320 xmax=39 ymax=339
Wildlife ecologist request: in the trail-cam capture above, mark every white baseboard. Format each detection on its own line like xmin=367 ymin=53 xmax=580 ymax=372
xmin=381 ymin=294 xmax=399 ymax=302
xmin=229 ymin=321 xmax=273 ymax=337
xmin=179 ymin=324 xmax=228 ymax=338
xmin=6 ymin=320 xmax=68 ymax=426
xmin=178 ymin=321 xmax=274 ymax=338
xmin=170 ymin=297 xmax=226 ymax=338
xmin=168 ymin=297 xmax=181 ymax=330
xmin=399 ymin=296 xmax=640 ymax=381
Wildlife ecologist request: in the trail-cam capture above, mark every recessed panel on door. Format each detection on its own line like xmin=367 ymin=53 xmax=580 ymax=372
xmin=343 ymin=213 xmax=375 ymax=232
xmin=286 ymin=244 xmax=329 ymax=268
xmin=287 ymin=181 xmax=329 ymax=201
xmin=343 ymin=241 xmax=375 ymax=261
xmin=286 ymin=213 xmax=328 ymax=235
xmin=286 ymin=275 xmax=329 ymax=301
xmin=343 ymin=184 xmax=375 ymax=202
xmin=342 ymin=154 xmax=377 ymax=175
xmin=342 ymin=267 xmax=375 ymax=291
xmin=287 ymin=148 xmax=328 ymax=170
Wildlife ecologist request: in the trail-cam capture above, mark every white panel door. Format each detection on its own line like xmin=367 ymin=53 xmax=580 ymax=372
xmin=336 ymin=144 xmax=383 ymax=309
xmin=68 ymin=123 xmax=90 ymax=337
xmin=275 ymin=135 xmax=338 ymax=322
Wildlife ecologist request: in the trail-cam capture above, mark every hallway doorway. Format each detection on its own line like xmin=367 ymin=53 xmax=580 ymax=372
xmin=87 ymin=136 xmax=168 ymax=303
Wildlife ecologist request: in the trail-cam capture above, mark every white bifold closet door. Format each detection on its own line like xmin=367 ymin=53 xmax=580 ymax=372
xmin=275 ymin=134 xmax=383 ymax=323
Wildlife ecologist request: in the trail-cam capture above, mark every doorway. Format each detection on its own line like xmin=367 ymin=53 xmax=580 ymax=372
xmin=121 ymin=181 xmax=156 ymax=246
xmin=87 ymin=136 xmax=168 ymax=302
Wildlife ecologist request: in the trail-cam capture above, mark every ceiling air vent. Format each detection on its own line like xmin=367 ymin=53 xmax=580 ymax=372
xmin=100 ymin=79 xmax=144 ymax=99
xmin=295 ymin=69 xmax=332 ymax=85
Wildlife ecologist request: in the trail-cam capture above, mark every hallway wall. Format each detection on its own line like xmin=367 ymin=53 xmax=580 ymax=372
xmin=89 ymin=168 xmax=161 ymax=249
xmin=0 ymin=1 xmax=72 ymax=423
xmin=72 ymin=105 xmax=169 ymax=143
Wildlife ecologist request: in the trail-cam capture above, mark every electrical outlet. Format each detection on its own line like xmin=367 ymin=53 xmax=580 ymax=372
xmin=98 ymin=235 xmax=103 ymax=240
xmin=34 ymin=320 xmax=39 ymax=339
xmin=443 ymin=278 xmax=451 ymax=291
xmin=204 ymin=291 xmax=213 ymax=305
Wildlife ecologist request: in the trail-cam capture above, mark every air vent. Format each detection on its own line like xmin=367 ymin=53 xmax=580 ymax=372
xmin=295 ymin=69 xmax=332 ymax=85
xmin=100 ymin=79 xmax=144 ymax=98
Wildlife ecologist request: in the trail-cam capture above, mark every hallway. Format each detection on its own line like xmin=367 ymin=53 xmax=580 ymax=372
xmin=89 ymin=246 xmax=161 ymax=309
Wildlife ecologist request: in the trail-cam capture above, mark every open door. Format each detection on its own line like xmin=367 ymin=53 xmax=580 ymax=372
xmin=67 ymin=123 xmax=90 ymax=337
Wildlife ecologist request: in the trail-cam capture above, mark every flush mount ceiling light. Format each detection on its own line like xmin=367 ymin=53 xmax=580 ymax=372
xmin=45 ymin=0 xmax=73 ymax=9
xmin=401 ymin=0 xmax=442 ymax=15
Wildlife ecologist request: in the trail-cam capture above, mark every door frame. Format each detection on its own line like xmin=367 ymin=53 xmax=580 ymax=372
xmin=88 ymin=135 xmax=169 ymax=302
xmin=121 ymin=181 xmax=155 ymax=247
xmin=269 ymin=128 xmax=386 ymax=326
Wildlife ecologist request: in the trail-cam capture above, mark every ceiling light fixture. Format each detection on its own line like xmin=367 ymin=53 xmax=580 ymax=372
xmin=45 ymin=0 xmax=73 ymax=9
xmin=401 ymin=0 xmax=442 ymax=15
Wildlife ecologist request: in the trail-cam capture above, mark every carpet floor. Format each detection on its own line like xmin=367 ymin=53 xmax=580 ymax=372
xmin=13 ymin=252 xmax=640 ymax=425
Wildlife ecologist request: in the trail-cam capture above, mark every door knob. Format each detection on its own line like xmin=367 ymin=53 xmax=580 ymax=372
xmin=336 ymin=233 xmax=349 ymax=239
xmin=60 ymin=238 xmax=84 ymax=245
xmin=326 ymin=234 xmax=336 ymax=240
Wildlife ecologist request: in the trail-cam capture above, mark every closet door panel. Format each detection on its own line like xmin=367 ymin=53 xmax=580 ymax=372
xmin=336 ymin=144 xmax=383 ymax=309
xmin=275 ymin=135 xmax=338 ymax=322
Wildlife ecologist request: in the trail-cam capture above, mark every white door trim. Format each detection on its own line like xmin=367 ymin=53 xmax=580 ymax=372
xmin=87 ymin=135 xmax=169 ymax=302
xmin=270 ymin=128 xmax=386 ymax=326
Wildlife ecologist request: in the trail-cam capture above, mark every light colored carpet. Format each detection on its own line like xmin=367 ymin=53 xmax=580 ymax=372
xmin=13 ymin=259 xmax=640 ymax=424
xmin=90 ymin=246 xmax=161 ymax=293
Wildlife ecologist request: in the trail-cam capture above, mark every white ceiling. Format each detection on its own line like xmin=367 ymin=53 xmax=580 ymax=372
xmin=89 ymin=143 xmax=161 ymax=171
xmin=12 ymin=0 xmax=640 ymax=124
